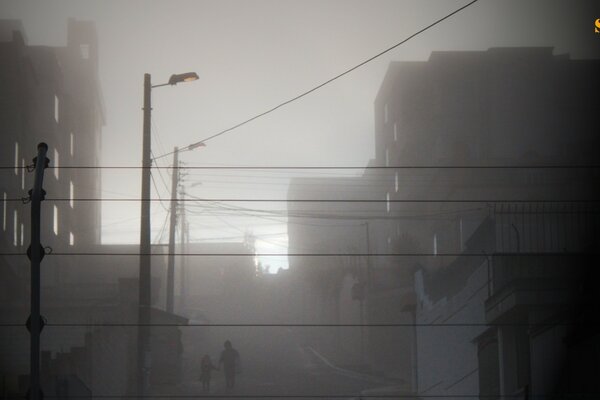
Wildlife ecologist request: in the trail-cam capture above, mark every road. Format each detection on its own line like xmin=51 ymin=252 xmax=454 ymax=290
xmin=175 ymin=324 xmax=389 ymax=399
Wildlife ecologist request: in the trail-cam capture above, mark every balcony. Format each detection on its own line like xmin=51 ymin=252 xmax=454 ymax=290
xmin=484 ymin=254 xmax=586 ymax=323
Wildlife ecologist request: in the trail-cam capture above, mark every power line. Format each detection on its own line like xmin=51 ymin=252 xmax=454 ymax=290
xmin=0 ymin=395 xmax=593 ymax=399
xmin=149 ymin=170 xmax=170 ymax=212
xmin=150 ymin=150 xmax=172 ymax=194
xmin=0 ymin=252 xmax=593 ymax=257
xmin=4 ymin=165 xmax=600 ymax=170
xmin=7 ymin=198 xmax=600 ymax=203
xmin=185 ymin=199 xmax=488 ymax=218
xmin=169 ymin=0 xmax=478 ymax=150
xmin=0 ymin=322 xmax=581 ymax=328
xmin=153 ymin=208 xmax=171 ymax=244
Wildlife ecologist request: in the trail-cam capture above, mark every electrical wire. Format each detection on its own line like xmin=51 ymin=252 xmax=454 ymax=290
xmin=184 ymin=198 xmax=487 ymax=219
xmin=161 ymin=0 xmax=477 ymax=152
xmin=4 ymin=164 xmax=600 ymax=169
xmin=0 ymin=252 xmax=592 ymax=257
xmin=0 ymin=395 xmax=590 ymax=399
xmin=6 ymin=198 xmax=599 ymax=203
xmin=0 ymin=321 xmax=582 ymax=328
xmin=149 ymin=171 xmax=170 ymax=212
xmin=153 ymin=208 xmax=171 ymax=244
xmin=150 ymin=150 xmax=172 ymax=194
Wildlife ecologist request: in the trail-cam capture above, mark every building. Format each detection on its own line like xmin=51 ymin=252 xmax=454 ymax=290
xmin=0 ymin=18 xmax=104 ymax=395
xmin=179 ymin=241 xmax=257 ymax=323
xmin=372 ymin=48 xmax=600 ymax=398
xmin=0 ymin=18 xmax=104 ymax=288
xmin=286 ymin=176 xmax=412 ymax=375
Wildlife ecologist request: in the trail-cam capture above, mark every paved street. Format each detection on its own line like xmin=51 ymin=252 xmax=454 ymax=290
xmin=176 ymin=325 xmax=388 ymax=399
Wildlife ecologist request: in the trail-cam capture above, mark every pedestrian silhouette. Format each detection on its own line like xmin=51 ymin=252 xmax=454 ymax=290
xmin=199 ymin=354 xmax=218 ymax=392
xmin=219 ymin=340 xmax=240 ymax=389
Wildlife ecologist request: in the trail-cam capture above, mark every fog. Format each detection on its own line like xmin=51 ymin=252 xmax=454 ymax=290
xmin=1 ymin=0 xmax=599 ymax=399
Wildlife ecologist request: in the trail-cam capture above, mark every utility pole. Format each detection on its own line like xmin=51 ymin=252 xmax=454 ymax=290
xmin=137 ymin=73 xmax=152 ymax=396
xmin=28 ymin=143 xmax=49 ymax=400
xmin=178 ymin=193 xmax=187 ymax=313
xmin=166 ymin=147 xmax=179 ymax=313
xmin=363 ymin=221 xmax=371 ymax=366
xmin=136 ymin=71 xmax=197 ymax=395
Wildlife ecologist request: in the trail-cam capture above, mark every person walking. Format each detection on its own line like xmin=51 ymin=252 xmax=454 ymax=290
xmin=219 ymin=340 xmax=240 ymax=389
xmin=199 ymin=354 xmax=218 ymax=392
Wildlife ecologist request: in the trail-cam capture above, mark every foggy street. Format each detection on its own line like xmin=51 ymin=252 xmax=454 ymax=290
xmin=2 ymin=1 xmax=600 ymax=399
xmin=178 ymin=325 xmax=385 ymax=399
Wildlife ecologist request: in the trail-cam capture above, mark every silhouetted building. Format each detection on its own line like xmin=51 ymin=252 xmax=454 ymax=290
xmin=0 ymin=18 xmax=104 ymax=286
xmin=0 ymin=18 xmax=104 ymax=395
xmin=287 ymin=176 xmax=396 ymax=370
xmin=372 ymin=48 xmax=600 ymax=398
xmin=181 ymin=241 xmax=257 ymax=323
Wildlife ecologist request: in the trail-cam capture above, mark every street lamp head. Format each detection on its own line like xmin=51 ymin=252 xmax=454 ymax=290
xmin=187 ymin=141 xmax=206 ymax=151
xmin=168 ymin=72 xmax=199 ymax=85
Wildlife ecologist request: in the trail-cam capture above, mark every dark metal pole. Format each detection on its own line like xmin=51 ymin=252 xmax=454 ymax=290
xmin=365 ymin=221 xmax=371 ymax=288
xmin=363 ymin=221 xmax=371 ymax=366
xmin=29 ymin=142 xmax=49 ymax=400
xmin=166 ymin=147 xmax=179 ymax=313
xmin=137 ymin=73 xmax=152 ymax=395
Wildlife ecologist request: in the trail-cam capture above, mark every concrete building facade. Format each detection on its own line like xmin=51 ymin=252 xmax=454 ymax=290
xmin=0 ymin=18 xmax=104 ymax=396
xmin=0 ymin=18 xmax=104 ymax=289
xmin=372 ymin=48 xmax=600 ymax=398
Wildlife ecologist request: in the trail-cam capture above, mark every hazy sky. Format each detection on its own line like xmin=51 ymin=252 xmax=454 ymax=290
xmin=2 ymin=0 xmax=598 ymax=271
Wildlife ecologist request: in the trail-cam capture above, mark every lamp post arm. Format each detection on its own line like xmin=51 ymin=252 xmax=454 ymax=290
xmin=151 ymin=82 xmax=170 ymax=88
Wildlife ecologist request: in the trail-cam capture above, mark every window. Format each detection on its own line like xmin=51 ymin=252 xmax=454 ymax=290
xmin=14 ymin=142 xmax=19 ymax=175
xmin=393 ymin=122 xmax=398 ymax=141
xmin=386 ymin=192 xmax=390 ymax=213
xmin=80 ymin=44 xmax=90 ymax=60
xmin=2 ymin=192 xmax=6 ymax=231
xmin=13 ymin=210 xmax=18 ymax=246
xmin=54 ymin=149 xmax=59 ymax=179
xmin=70 ymin=133 xmax=74 ymax=156
xmin=20 ymin=223 xmax=24 ymax=246
xmin=69 ymin=232 xmax=74 ymax=246
xmin=433 ymin=234 xmax=438 ymax=256
xmin=54 ymin=95 xmax=59 ymax=122
xmin=21 ymin=159 xmax=25 ymax=190
xmin=69 ymin=181 xmax=74 ymax=208
xmin=384 ymin=103 xmax=389 ymax=124
xmin=395 ymin=172 xmax=399 ymax=192
xmin=53 ymin=205 xmax=58 ymax=235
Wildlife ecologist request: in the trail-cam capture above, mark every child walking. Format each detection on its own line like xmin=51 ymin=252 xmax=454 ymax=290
xmin=200 ymin=354 xmax=218 ymax=392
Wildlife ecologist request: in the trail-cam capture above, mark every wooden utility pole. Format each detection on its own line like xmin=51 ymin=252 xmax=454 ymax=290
xmin=137 ymin=73 xmax=152 ymax=395
xmin=178 ymin=191 xmax=188 ymax=313
xmin=166 ymin=147 xmax=179 ymax=313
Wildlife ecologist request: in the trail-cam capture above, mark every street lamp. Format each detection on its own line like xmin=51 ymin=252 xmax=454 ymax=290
xmin=169 ymin=72 xmax=199 ymax=85
xmin=137 ymin=72 xmax=197 ymax=396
